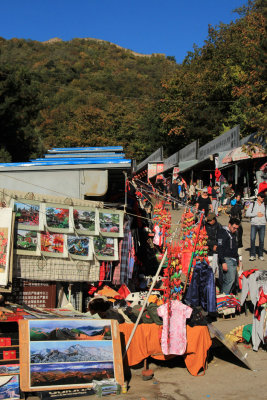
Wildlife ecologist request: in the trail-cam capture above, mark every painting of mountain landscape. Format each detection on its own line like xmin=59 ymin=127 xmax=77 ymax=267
xmin=30 ymin=362 xmax=114 ymax=388
xmin=29 ymin=320 xmax=112 ymax=341
xmin=30 ymin=341 xmax=114 ymax=363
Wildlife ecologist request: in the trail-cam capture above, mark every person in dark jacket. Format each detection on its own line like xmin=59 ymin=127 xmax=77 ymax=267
xmin=217 ymin=217 xmax=240 ymax=294
xmin=170 ymin=179 xmax=179 ymax=210
xmin=205 ymin=212 xmax=222 ymax=257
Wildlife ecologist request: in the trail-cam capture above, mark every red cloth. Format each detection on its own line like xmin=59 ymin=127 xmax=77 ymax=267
xmin=258 ymin=181 xmax=267 ymax=193
xmin=119 ymin=323 xmax=212 ymax=376
xmin=118 ymin=284 xmax=131 ymax=299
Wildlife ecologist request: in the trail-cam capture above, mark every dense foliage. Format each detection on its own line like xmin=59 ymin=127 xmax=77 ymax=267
xmin=0 ymin=0 xmax=266 ymax=163
xmin=161 ymin=0 xmax=266 ymax=148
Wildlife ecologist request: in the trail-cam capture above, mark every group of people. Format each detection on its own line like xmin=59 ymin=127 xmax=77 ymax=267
xmin=205 ymin=189 xmax=266 ymax=295
xmin=153 ymin=175 xmax=266 ymax=296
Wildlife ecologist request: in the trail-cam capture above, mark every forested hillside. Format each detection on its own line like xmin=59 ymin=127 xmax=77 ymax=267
xmin=0 ymin=0 xmax=266 ymax=163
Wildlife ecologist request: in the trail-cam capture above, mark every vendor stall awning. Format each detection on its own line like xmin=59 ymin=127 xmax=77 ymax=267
xmin=178 ymin=159 xmax=199 ymax=173
xmin=222 ymin=146 xmax=266 ymax=164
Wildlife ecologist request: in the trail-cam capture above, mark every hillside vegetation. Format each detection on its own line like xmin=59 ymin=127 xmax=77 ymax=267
xmin=0 ymin=0 xmax=265 ymax=163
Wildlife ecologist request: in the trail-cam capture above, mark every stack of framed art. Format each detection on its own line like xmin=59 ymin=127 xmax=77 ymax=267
xmin=19 ymin=318 xmax=124 ymax=391
xmin=11 ymin=199 xmax=124 ymax=262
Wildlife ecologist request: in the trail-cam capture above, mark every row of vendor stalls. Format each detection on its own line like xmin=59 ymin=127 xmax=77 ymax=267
xmin=133 ymin=126 xmax=266 ymax=197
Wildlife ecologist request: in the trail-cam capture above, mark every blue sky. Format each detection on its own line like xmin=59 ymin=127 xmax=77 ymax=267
xmin=1 ymin=0 xmax=246 ymax=63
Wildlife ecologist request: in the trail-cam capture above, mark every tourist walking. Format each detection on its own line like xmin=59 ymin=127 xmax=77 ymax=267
xmin=210 ymin=183 xmax=220 ymax=216
xmin=170 ymin=179 xmax=179 ymax=210
xmin=217 ymin=217 xmax=240 ymax=294
xmin=246 ymin=191 xmax=266 ymax=261
xmin=195 ymin=187 xmax=213 ymax=217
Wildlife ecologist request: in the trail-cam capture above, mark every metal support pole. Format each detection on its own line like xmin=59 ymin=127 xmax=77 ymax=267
xmin=124 ymin=249 xmax=168 ymax=355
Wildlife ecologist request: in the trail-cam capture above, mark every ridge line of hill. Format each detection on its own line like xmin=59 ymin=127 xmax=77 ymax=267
xmin=42 ymin=37 xmax=166 ymax=58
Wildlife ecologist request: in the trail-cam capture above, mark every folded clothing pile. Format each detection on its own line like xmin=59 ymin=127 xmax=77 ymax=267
xmin=216 ymin=294 xmax=241 ymax=316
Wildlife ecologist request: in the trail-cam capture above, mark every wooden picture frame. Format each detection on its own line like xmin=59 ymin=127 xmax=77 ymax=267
xmin=19 ymin=319 xmax=124 ymax=391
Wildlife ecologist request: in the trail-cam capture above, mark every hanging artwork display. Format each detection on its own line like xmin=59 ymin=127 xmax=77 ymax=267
xmin=11 ymin=199 xmax=44 ymax=231
xmin=40 ymin=233 xmax=68 ymax=258
xmin=0 ymin=208 xmax=13 ymax=287
xmin=14 ymin=229 xmax=41 ymax=256
xmin=44 ymin=204 xmax=74 ymax=234
xmin=97 ymin=209 xmax=124 ymax=237
xmin=93 ymin=237 xmax=118 ymax=261
xmin=67 ymin=235 xmax=93 ymax=260
xmin=73 ymin=207 xmax=98 ymax=236
xmin=19 ymin=319 xmax=124 ymax=391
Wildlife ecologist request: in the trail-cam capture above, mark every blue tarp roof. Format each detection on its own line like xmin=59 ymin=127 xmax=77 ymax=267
xmin=47 ymin=146 xmax=123 ymax=153
xmin=0 ymin=147 xmax=131 ymax=169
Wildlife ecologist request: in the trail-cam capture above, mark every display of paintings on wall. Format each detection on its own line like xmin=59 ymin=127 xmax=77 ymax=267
xmin=0 ymin=208 xmax=13 ymax=287
xmin=14 ymin=229 xmax=41 ymax=256
xmin=19 ymin=319 xmax=124 ymax=391
xmin=40 ymin=232 xmax=68 ymax=258
xmin=11 ymin=199 xmax=44 ymax=231
xmin=97 ymin=209 xmax=123 ymax=238
xmin=44 ymin=204 xmax=74 ymax=233
xmin=0 ymin=375 xmax=20 ymax=400
xmin=93 ymin=237 xmax=118 ymax=261
xmin=73 ymin=207 xmax=98 ymax=236
xmin=67 ymin=236 xmax=93 ymax=260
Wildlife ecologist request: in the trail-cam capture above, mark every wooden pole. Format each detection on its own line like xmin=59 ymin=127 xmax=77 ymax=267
xmin=124 ymin=249 xmax=168 ymax=356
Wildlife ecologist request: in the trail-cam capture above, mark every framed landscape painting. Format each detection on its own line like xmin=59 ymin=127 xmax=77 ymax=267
xmin=19 ymin=319 xmax=124 ymax=391
xmin=15 ymin=229 xmax=41 ymax=256
xmin=11 ymin=199 xmax=44 ymax=231
xmin=93 ymin=237 xmax=118 ymax=261
xmin=44 ymin=204 xmax=74 ymax=233
xmin=67 ymin=235 xmax=93 ymax=260
xmin=97 ymin=209 xmax=123 ymax=238
xmin=73 ymin=207 xmax=98 ymax=236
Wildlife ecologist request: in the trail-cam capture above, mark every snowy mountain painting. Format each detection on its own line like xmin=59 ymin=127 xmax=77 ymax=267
xmin=30 ymin=340 xmax=114 ymax=363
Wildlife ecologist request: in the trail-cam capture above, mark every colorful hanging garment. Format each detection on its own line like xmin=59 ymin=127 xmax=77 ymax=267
xmin=157 ymin=300 xmax=192 ymax=355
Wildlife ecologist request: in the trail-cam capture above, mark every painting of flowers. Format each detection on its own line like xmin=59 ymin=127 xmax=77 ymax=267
xmin=0 ymin=229 xmax=8 ymax=273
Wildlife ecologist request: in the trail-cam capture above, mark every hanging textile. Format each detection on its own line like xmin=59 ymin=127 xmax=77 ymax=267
xmin=157 ymin=300 xmax=192 ymax=355
xmin=185 ymin=261 xmax=216 ymax=313
xmin=120 ymin=216 xmax=132 ymax=285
